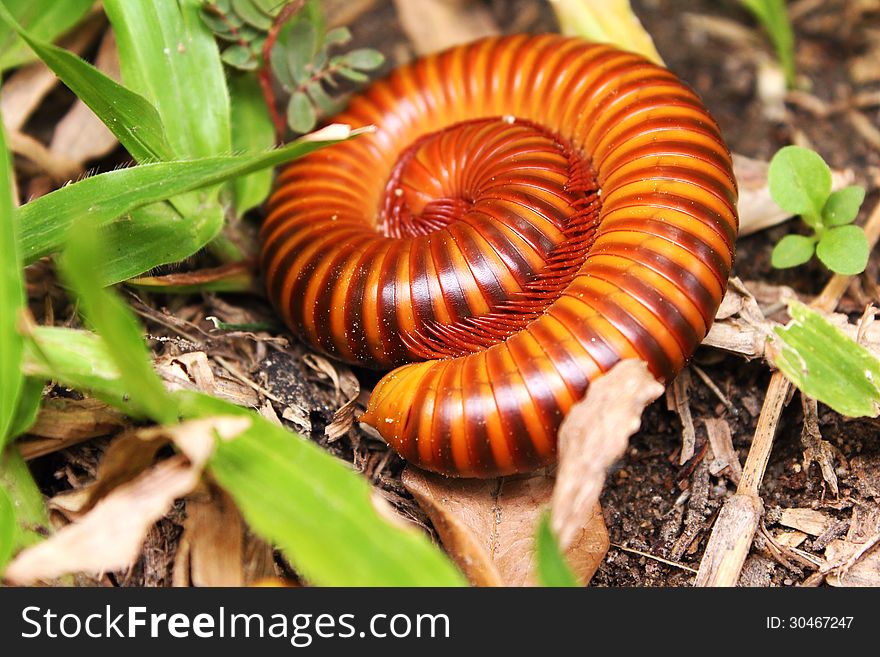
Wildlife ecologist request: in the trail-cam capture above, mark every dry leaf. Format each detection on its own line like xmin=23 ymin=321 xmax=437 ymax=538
xmin=822 ymin=506 xmax=880 ymax=587
xmin=4 ymin=416 xmax=246 ymax=584
xmin=667 ymin=369 xmax=696 ymax=465
xmin=402 ymin=468 xmax=608 ymax=586
xmin=393 ymin=0 xmax=499 ymax=55
xmin=552 ymin=359 xmax=664 ymax=548
xmin=156 ymin=351 xmax=259 ymax=407
xmin=173 ymin=484 xmax=245 ymax=587
xmin=19 ymin=397 xmax=128 ymax=460
xmin=302 ymin=353 xmax=360 ymax=440
xmin=4 ymin=455 xmax=202 ymax=585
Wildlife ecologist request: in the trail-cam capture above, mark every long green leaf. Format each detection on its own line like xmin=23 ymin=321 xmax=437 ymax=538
xmin=230 ymin=74 xmax=276 ymax=215
xmin=97 ymin=203 xmax=225 ymax=286
xmin=18 ymin=128 xmax=363 ymax=265
xmin=740 ymin=0 xmax=796 ymax=87
xmin=176 ymin=391 xmax=466 ymax=587
xmin=24 ymin=327 xmax=138 ymax=415
xmin=59 ymin=222 xmax=178 ymax=425
xmin=772 ymin=301 xmax=880 ymax=417
xmin=105 ymin=0 xmax=231 ymax=160
xmin=7 ymin=378 xmax=44 ymax=440
xmin=535 ymin=513 xmax=579 ymax=587
xmin=0 ymin=447 xmax=49 ymax=573
xmin=0 ymin=2 xmax=172 ymax=163
xmin=0 ymin=106 xmax=23 ymax=448
xmin=0 ymin=0 xmax=93 ymax=71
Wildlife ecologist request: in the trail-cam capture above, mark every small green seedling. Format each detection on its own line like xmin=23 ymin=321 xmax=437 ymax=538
xmin=768 ymin=145 xmax=868 ymax=275
xmin=740 ymin=0 xmax=797 ymax=87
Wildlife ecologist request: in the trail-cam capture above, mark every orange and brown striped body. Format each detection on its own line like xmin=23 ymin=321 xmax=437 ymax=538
xmin=261 ymin=35 xmax=738 ymax=477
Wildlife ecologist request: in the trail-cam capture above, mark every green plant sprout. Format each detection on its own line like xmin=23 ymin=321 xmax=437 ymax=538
xmin=769 ymin=145 xmax=868 ymax=275
xmin=201 ymin=0 xmax=384 ymax=135
xmin=739 ymin=0 xmax=796 ymax=87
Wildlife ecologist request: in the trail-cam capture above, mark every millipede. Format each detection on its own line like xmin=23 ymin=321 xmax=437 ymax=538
xmin=260 ymin=34 xmax=738 ymax=478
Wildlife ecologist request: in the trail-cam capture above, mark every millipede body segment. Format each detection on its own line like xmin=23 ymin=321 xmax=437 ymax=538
xmin=261 ymin=35 xmax=738 ymax=477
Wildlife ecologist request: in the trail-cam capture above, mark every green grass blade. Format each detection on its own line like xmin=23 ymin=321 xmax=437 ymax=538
xmin=230 ymin=75 xmax=275 ymax=215
xmin=0 ymin=2 xmax=172 ymax=163
xmin=535 ymin=513 xmax=579 ymax=587
xmin=18 ymin=129 xmax=362 ymax=265
xmin=740 ymin=0 xmax=796 ymax=87
xmin=21 ymin=328 xmax=465 ymax=586
xmin=58 ymin=223 xmax=177 ymax=425
xmin=23 ymin=326 xmax=141 ymax=415
xmin=0 ymin=108 xmax=24 ymax=448
xmin=0 ymin=0 xmax=93 ymax=71
xmin=0 ymin=447 xmax=50 ymax=573
xmin=8 ymin=378 xmax=44 ymax=440
xmin=175 ymin=391 xmax=466 ymax=587
xmin=772 ymin=301 xmax=880 ymax=417
xmin=97 ymin=202 xmax=225 ymax=286
xmin=105 ymin=0 xmax=231 ymax=160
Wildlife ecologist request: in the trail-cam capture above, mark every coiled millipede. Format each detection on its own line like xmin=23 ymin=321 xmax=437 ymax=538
xmin=261 ymin=34 xmax=738 ymax=478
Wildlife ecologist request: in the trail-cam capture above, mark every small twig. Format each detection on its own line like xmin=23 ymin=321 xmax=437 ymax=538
xmin=213 ymin=355 xmax=285 ymax=405
xmin=800 ymin=393 xmax=839 ymax=496
xmin=260 ymin=0 xmax=307 ymax=143
xmin=695 ymin=198 xmax=880 ymax=587
xmin=692 ymin=364 xmax=737 ymax=417
xmin=609 ymin=543 xmax=698 ymax=574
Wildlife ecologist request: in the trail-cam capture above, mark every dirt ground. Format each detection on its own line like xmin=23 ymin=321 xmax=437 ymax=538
xmin=18 ymin=0 xmax=880 ymax=587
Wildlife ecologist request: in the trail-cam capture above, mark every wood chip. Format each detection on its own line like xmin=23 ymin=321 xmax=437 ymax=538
xmin=705 ymin=418 xmax=743 ymax=484
xmin=774 ymin=530 xmax=808 ymax=549
xmin=19 ymin=397 xmax=128 ymax=460
xmin=402 ymin=467 xmax=608 ymax=586
xmin=693 ymin=494 xmax=764 ymax=587
xmin=667 ymin=369 xmax=696 ymax=465
xmin=778 ymin=508 xmax=834 ymax=536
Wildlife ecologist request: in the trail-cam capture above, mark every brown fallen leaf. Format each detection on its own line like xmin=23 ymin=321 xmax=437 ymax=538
xmin=156 ymin=351 xmax=259 ymax=408
xmin=172 ymin=484 xmax=246 ymax=587
xmin=393 ymin=0 xmax=499 ymax=55
xmin=127 ymin=261 xmax=257 ymax=293
xmin=821 ymin=506 xmax=880 ymax=587
xmin=3 ymin=416 xmax=247 ymax=585
xmin=4 ymin=455 xmax=202 ymax=585
xmin=552 ymin=359 xmax=664 ymax=548
xmin=402 ymin=467 xmax=608 ymax=586
xmin=666 ymin=368 xmax=696 ymax=465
